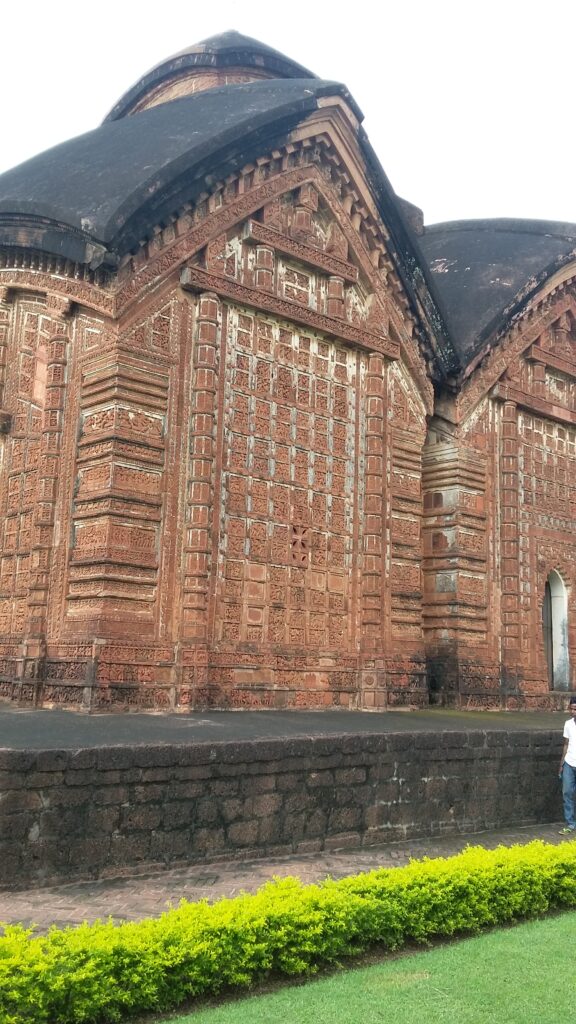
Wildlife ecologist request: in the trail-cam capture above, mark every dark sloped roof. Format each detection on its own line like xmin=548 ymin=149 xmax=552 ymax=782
xmin=420 ymin=219 xmax=576 ymax=364
xmin=0 ymin=56 xmax=454 ymax=381
xmin=105 ymin=31 xmax=317 ymax=123
xmin=0 ymin=79 xmax=350 ymax=266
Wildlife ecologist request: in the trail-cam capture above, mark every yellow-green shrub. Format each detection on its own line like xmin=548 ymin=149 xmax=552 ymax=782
xmin=1 ymin=840 xmax=575 ymax=1024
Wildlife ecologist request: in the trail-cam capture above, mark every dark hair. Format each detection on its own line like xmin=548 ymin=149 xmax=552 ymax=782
xmin=569 ymin=697 xmax=576 ymax=705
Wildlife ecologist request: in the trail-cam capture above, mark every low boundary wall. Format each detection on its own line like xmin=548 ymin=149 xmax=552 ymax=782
xmin=0 ymin=729 xmax=562 ymax=889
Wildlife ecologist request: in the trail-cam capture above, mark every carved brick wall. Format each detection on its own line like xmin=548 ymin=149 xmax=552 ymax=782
xmin=0 ymin=293 xmax=77 ymax=701
xmin=206 ymin=304 xmax=364 ymax=708
xmin=424 ymin=290 xmax=576 ymax=709
xmin=0 ymin=128 xmax=437 ymax=711
xmin=169 ymin=154 xmax=432 ymax=711
xmin=385 ymin=363 xmax=427 ymax=704
xmin=1 ymin=243 xmax=571 ymax=713
xmin=66 ymin=300 xmax=183 ymax=708
xmin=422 ymin=405 xmax=495 ymax=705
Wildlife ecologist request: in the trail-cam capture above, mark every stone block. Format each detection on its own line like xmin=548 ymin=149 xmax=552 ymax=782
xmin=226 ymin=820 xmax=259 ymax=847
xmin=120 ymin=805 xmax=164 ymax=832
xmin=0 ymin=790 xmax=44 ymax=813
xmin=109 ymin=833 xmax=152 ymax=865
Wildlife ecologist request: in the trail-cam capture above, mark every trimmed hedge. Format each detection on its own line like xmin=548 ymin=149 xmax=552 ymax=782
xmin=2 ymin=840 xmax=576 ymax=1023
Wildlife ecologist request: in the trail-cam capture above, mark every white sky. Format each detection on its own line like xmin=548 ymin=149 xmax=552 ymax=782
xmin=1 ymin=0 xmax=575 ymax=227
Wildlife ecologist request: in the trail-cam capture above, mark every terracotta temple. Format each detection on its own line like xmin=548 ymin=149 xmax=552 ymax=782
xmin=0 ymin=32 xmax=573 ymax=711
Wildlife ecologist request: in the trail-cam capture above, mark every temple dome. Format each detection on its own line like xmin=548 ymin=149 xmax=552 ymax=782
xmin=104 ymin=30 xmax=317 ymax=122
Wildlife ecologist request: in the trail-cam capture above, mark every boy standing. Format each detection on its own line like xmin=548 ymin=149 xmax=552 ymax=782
xmin=559 ymin=695 xmax=576 ymax=835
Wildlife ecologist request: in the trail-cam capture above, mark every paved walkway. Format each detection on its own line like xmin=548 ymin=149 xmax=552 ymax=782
xmin=0 ymin=822 xmax=566 ymax=933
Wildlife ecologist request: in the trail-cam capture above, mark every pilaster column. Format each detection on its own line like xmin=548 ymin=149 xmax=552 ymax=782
xmin=500 ymin=400 xmax=520 ymax=662
xmin=182 ymin=292 xmax=221 ymax=641
xmin=327 ymin=276 xmax=344 ymax=319
xmin=0 ymin=287 xmax=12 ymax=431
xmin=27 ymin=331 xmax=68 ymax=637
xmin=360 ymin=353 xmax=387 ymax=708
xmin=531 ymin=356 xmax=546 ymax=398
xmin=254 ymin=246 xmax=274 ymax=292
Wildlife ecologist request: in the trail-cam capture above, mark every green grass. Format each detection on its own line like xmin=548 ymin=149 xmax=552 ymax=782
xmin=171 ymin=911 xmax=576 ymax=1023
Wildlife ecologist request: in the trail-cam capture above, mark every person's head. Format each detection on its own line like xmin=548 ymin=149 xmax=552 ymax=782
xmin=569 ymin=696 xmax=576 ymax=718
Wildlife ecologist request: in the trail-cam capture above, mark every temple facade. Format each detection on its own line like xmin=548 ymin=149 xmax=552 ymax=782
xmin=0 ymin=33 xmax=573 ymax=710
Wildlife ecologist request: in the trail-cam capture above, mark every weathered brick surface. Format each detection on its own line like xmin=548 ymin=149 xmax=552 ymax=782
xmin=0 ymin=120 xmax=433 ymax=712
xmin=423 ymin=303 xmax=576 ymax=709
xmin=0 ymin=49 xmax=573 ymax=713
xmin=0 ymin=730 xmax=561 ymax=889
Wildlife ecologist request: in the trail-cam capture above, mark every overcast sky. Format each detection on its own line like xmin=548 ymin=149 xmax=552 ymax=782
xmin=2 ymin=0 xmax=574 ymax=227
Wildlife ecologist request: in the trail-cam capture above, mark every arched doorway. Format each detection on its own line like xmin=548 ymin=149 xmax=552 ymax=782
xmin=542 ymin=570 xmax=570 ymax=690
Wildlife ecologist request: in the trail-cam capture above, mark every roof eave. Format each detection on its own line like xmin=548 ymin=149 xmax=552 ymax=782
xmin=358 ymin=130 xmax=460 ymax=381
xmin=0 ymin=215 xmax=113 ymax=269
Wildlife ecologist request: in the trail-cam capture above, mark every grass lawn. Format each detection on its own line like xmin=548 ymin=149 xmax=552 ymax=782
xmin=169 ymin=911 xmax=575 ymax=1023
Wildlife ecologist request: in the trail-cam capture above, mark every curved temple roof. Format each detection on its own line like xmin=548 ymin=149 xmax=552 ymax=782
xmin=0 ymin=78 xmax=351 ymax=266
xmin=1 ymin=32 xmax=574 ymax=376
xmin=419 ymin=219 xmax=576 ymax=364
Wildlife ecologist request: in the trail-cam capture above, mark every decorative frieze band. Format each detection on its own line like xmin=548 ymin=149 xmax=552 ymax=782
xmin=490 ymin=382 xmax=576 ymax=427
xmin=180 ymin=265 xmax=398 ymax=359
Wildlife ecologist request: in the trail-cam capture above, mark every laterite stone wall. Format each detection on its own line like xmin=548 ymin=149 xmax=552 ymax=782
xmin=0 ymin=729 xmax=562 ymax=889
